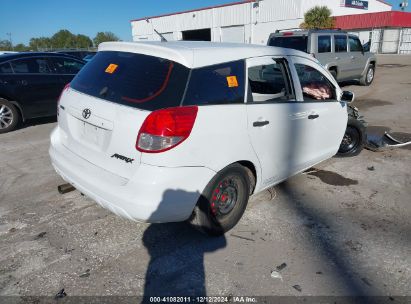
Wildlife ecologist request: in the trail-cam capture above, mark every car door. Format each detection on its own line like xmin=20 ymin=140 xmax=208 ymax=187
xmin=246 ymin=56 xmax=317 ymax=189
xmin=49 ymin=56 xmax=85 ymax=88
xmin=289 ymin=56 xmax=348 ymax=165
xmin=333 ymin=34 xmax=351 ymax=80
xmin=8 ymin=57 xmax=62 ymax=118
xmin=348 ymin=35 xmax=367 ymax=78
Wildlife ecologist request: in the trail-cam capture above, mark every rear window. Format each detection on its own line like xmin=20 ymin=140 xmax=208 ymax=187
xmin=70 ymin=51 xmax=190 ymax=111
xmin=268 ymin=36 xmax=308 ymax=53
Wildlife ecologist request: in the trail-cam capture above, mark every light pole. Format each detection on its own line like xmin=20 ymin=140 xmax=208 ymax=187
xmin=6 ymin=32 xmax=13 ymax=51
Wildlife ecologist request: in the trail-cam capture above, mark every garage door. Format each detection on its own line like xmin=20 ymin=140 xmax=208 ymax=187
xmin=221 ymin=26 xmax=245 ymax=43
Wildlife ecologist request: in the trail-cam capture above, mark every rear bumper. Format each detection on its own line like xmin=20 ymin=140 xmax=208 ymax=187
xmin=49 ymin=127 xmax=216 ymax=223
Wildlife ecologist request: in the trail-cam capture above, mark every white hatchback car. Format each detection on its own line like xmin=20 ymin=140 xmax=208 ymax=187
xmin=50 ymin=41 xmax=353 ymax=235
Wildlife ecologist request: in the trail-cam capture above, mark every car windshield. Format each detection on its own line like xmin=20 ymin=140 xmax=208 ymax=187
xmin=268 ymin=36 xmax=308 ymax=53
xmin=70 ymin=51 xmax=190 ymax=111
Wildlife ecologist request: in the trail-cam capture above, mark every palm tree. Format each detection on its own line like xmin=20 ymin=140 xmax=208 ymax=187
xmin=300 ymin=6 xmax=335 ymax=29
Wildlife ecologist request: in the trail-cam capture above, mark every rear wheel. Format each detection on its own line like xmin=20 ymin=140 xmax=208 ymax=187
xmin=0 ymin=99 xmax=20 ymax=134
xmin=189 ymin=163 xmax=251 ymax=236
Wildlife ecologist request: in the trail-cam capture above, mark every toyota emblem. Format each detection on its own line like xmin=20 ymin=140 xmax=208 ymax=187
xmin=82 ymin=109 xmax=91 ymax=119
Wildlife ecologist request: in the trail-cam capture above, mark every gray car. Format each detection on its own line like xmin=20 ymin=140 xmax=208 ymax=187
xmin=268 ymin=29 xmax=376 ymax=86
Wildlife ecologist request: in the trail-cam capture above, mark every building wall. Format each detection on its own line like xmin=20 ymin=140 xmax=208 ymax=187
xmin=131 ymin=0 xmax=391 ymax=45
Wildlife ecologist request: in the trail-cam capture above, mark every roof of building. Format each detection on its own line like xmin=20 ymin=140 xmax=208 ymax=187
xmin=98 ymin=41 xmax=313 ymax=68
xmin=335 ymin=11 xmax=411 ymax=29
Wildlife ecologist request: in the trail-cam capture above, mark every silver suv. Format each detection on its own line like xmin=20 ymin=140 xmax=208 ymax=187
xmin=268 ymin=29 xmax=376 ymax=86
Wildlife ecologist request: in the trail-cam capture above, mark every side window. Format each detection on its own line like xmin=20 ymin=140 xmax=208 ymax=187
xmin=10 ymin=58 xmax=51 ymax=74
xmin=318 ymin=35 xmax=331 ymax=53
xmin=295 ymin=64 xmax=336 ymax=102
xmin=248 ymin=59 xmax=293 ymax=102
xmin=349 ymin=36 xmax=363 ymax=52
xmin=51 ymin=57 xmax=85 ymax=74
xmin=183 ymin=60 xmax=245 ymax=106
xmin=0 ymin=62 xmax=13 ymax=74
xmin=335 ymin=35 xmax=347 ymax=53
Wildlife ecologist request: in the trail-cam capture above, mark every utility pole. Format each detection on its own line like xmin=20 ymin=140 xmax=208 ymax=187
xmin=6 ymin=32 xmax=13 ymax=51
xmin=400 ymin=0 xmax=409 ymax=11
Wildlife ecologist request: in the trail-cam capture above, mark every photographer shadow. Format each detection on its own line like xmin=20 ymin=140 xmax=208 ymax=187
xmin=143 ymin=189 xmax=227 ymax=297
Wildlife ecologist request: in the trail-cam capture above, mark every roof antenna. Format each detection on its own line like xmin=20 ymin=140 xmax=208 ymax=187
xmin=145 ymin=19 xmax=167 ymax=42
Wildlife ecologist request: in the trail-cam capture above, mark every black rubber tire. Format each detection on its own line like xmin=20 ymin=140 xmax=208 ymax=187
xmin=337 ymin=117 xmax=366 ymax=157
xmin=360 ymin=64 xmax=375 ymax=86
xmin=329 ymin=69 xmax=338 ymax=81
xmin=0 ymin=99 xmax=20 ymax=134
xmin=189 ymin=163 xmax=251 ymax=236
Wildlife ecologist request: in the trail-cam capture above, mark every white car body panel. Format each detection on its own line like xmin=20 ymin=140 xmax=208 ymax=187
xmin=50 ymin=42 xmax=348 ymax=223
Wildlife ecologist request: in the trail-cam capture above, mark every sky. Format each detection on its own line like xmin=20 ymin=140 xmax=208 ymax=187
xmin=0 ymin=0 xmax=409 ymax=45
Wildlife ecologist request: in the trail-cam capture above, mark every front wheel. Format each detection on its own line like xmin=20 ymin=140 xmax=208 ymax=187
xmin=360 ymin=64 xmax=375 ymax=86
xmin=189 ymin=163 xmax=251 ymax=236
xmin=337 ymin=117 xmax=366 ymax=157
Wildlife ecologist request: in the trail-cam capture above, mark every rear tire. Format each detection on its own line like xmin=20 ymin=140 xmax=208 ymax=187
xmin=189 ymin=163 xmax=250 ymax=236
xmin=0 ymin=99 xmax=20 ymax=134
xmin=360 ymin=64 xmax=375 ymax=86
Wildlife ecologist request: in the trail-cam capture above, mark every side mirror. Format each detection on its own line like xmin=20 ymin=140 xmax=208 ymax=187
xmin=341 ymin=91 xmax=355 ymax=103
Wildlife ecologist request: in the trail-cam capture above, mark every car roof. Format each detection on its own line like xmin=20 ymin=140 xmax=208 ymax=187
xmin=99 ymin=41 xmax=313 ymax=68
xmin=270 ymin=29 xmax=347 ymax=37
xmin=0 ymin=52 xmax=84 ymax=63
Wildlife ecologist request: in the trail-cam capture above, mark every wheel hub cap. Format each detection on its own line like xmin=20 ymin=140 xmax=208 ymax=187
xmin=211 ymin=178 xmax=239 ymax=216
xmin=0 ymin=105 xmax=13 ymax=129
xmin=367 ymin=69 xmax=374 ymax=83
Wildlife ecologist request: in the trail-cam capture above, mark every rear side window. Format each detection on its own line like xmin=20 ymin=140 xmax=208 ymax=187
xmin=183 ymin=60 xmax=245 ymax=106
xmin=51 ymin=57 xmax=84 ymax=74
xmin=0 ymin=62 xmax=13 ymax=74
xmin=10 ymin=58 xmax=52 ymax=74
xmin=70 ymin=51 xmax=190 ymax=111
xmin=318 ymin=36 xmax=331 ymax=53
xmin=268 ymin=36 xmax=308 ymax=53
xmin=335 ymin=35 xmax=347 ymax=53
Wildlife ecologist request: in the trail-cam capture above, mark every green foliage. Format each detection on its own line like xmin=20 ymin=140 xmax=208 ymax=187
xmin=0 ymin=40 xmax=12 ymax=51
xmin=13 ymin=44 xmax=30 ymax=52
xmin=93 ymin=32 xmax=120 ymax=47
xmin=29 ymin=37 xmax=52 ymax=50
xmin=300 ymin=6 xmax=335 ymax=29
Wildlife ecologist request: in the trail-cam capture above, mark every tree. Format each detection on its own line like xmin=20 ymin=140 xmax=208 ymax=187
xmin=300 ymin=6 xmax=335 ymax=29
xmin=29 ymin=37 xmax=52 ymax=51
xmin=13 ymin=44 xmax=29 ymax=52
xmin=93 ymin=32 xmax=120 ymax=47
xmin=76 ymin=34 xmax=93 ymax=49
xmin=51 ymin=29 xmax=76 ymax=49
xmin=0 ymin=40 xmax=12 ymax=51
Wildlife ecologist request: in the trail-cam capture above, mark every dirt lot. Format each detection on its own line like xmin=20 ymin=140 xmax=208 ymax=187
xmin=0 ymin=55 xmax=410 ymax=300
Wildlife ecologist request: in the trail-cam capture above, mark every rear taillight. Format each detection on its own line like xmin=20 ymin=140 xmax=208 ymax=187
xmin=57 ymin=83 xmax=70 ymax=116
xmin=136 ymin=106 xmax=198 ymax=153
xmin=283 ymin=32 xmax=294 ymax=36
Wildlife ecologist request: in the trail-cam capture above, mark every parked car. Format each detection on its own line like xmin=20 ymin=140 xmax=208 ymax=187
xmin=268 ymin=29 xmax=377 ymax=86
xmin=0 ymin=52 xmax=85 ymax=133
xmin=50 ymin=41 xmax=355 ymax=235
xmin=57 ymin=50 xmax=96 ymax=61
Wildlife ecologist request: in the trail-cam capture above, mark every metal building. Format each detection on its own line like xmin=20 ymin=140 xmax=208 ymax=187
xmin=131 ymin=0 xmax=392 ymax=45
xmin=335 ymin=11 xmax=411 ymax=54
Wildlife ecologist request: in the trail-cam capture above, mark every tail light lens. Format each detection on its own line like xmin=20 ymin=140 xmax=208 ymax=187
xmin=57 ymin=83 xmax=70 ymax=116
xmin=136 ymin=106 xmax=198 ymax=153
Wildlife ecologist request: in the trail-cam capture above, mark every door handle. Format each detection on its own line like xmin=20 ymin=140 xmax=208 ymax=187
xmin=253 ymin=120 xmax=270 ymax=127
xmin=308 ymin=114 xmax=319 ymax=120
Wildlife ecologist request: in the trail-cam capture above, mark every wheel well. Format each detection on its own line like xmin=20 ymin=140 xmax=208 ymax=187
xmin=369 ymin=61 xmax=376 ymax=67
xmin=329 ymin=66 xmax=337 ymax=73
xmin=237 ymin=160 xmax=257 ymax=195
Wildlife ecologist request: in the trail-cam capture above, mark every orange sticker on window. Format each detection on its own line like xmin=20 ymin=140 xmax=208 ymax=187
xmin=226 ymin=76 xmax=238 ymax=88
xmin=105 ymin=64 xmax=118 ymax=74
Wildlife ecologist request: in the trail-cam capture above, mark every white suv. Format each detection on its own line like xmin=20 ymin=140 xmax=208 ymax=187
xmin=50 ymin=41 xmax=352 ymax=235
